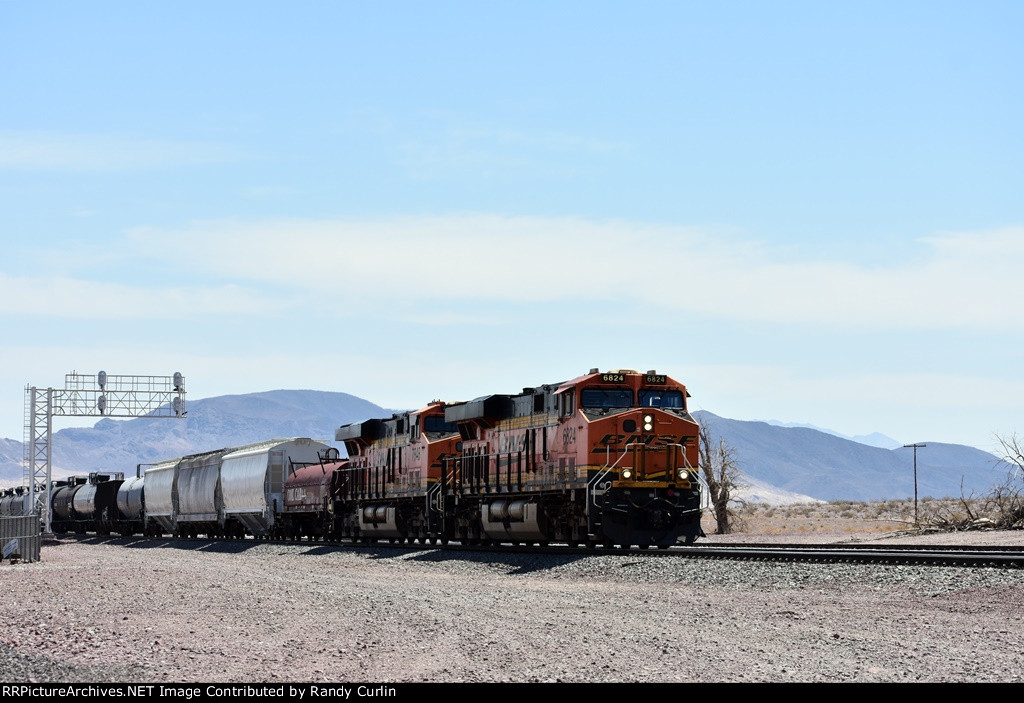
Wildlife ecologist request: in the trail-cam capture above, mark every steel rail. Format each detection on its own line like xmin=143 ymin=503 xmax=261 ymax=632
xmin=51 ymin=533 xmax=1024 ymax=569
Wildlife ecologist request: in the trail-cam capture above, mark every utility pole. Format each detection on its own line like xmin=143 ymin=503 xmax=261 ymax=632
xmin=902 ymin=443 xmax=926 ymax=526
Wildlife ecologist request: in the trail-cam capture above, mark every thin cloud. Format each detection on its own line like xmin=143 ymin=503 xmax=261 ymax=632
xmin=126 ymin=216 xmax=1024 ymax=331
xmin=0 ymin=131 xmax=246 ymax=171
xmin=0 ymin=274 xmax=285 ymax=319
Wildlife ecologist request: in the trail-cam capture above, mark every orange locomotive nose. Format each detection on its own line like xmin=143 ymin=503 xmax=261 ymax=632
xmin=589 ymin=405 xmax=697 ymax=484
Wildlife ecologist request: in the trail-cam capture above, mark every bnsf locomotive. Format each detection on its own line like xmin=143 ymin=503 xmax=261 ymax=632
xmin=326 ymin=367 xmax=705 ymax=548
xmin=45 ymin=368 xmax=706 ymax=548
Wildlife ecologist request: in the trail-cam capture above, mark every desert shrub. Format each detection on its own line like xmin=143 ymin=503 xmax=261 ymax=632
xmin=918 ymin=496 xmax=981 ymax=530
xmin=982 ymin=469 xmax=1024 ymax=529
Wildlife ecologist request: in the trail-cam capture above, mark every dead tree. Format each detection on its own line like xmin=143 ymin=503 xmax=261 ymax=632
xmin=698 ymin=421 xmax=746 ymax=534
xmin=989 ymin=433 xmax=1024 ymax=528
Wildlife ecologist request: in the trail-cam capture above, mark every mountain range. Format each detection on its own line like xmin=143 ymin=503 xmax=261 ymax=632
xmin=0 ymin=389 xmax=1009 ymax=504
xmin=694 ymin=411 xmax=1006 ymax=502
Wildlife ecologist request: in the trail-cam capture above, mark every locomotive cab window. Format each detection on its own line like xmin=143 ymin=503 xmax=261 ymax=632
xmin=638 ymin=389 xmax=685 ymax=409
xmin=581 ymin=388 xmax=633 ymax=409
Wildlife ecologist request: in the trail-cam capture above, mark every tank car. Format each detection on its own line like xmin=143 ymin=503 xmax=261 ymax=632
xmin=50 ymin=477 xmax=87 ymax=534
xmin=0 ymin=487 xmax=29 ymax=516
xmin=74 ymin=473 xmax=127 ymax=535
xmin=280 ymin=448 xmax=347 ymax=540
xmin=115 ymin=476 xmax=145 ymax=536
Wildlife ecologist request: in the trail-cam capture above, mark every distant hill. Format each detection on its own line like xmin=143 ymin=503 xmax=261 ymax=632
xmin=760 ymin=419 xmax=903 ymax=449
xmin=0 ymin=390 xmax=388 ymax=483
xmin=0 ymin=391 xmax=1011 ymax=503
xmin=695 ymin=411 xmax=1006 ymax=502
xmin=0 ymin=437 xmax=22 ymax=485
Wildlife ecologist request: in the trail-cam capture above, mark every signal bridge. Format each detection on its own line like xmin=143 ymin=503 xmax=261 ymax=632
xmin=23 ymin=370 xmax=187 ymax=533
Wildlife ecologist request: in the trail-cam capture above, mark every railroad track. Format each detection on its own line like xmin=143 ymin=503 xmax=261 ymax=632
xmin=670 ymin=543 xmax=1024 ymax=568
xmin=49 ymin=533 xmax=1024 ymax=569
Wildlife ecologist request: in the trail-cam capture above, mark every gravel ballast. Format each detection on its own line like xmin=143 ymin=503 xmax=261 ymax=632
xmin=2 ymin=536 xmax=1023 ymax=684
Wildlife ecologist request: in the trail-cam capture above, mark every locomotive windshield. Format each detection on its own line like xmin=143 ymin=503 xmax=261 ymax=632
xmin=581 ymin=388 xmax=633 ymax=408
xmin=638 ymin=389 xmax=685 ymax=409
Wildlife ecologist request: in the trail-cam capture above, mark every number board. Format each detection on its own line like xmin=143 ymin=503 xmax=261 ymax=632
xmin=600 ymin=373 xmax=627 ymax=383
xmin=644 ymin=374 xmax=667 ymax=384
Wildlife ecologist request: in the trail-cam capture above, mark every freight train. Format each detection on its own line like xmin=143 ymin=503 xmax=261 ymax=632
xmin=44 ymin=368 xmax=707 ymax=548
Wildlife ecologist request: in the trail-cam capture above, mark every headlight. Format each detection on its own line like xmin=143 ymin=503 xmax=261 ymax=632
xmin=621 ymin=467 xmax=633 ymax=480
xmin=643 ymin=414 xmax=654 ymax=431
xmin=677 ymin=467 xmax=690 ymax=480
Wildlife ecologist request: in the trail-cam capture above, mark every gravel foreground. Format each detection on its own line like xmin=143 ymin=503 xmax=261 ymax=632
xmin=2 ymin=535 xmax=1024 ymax=684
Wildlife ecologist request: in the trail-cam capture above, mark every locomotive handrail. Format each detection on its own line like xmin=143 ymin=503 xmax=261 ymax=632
xmin=427 ymin=480 xmax=444 ymax=512
xmin=665 ymin=442 xmax=710 ymax=513
xmin=588 ymin=441 xmax=699 ymax=511
xmin=587 ymin=441 xmax=645 ymax=513
xmin=442 ymin=450 xmax=534 ymax=494
xmin=693 ymin=465 xmax=711 ymax=513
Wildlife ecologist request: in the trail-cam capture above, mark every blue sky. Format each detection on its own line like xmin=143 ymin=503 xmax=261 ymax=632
xmin=2 ymin=1 xmax=1021 ymax=454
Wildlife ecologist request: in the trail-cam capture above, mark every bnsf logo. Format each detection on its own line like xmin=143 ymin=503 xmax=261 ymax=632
xmin=593 ymin=434 xmax=680 ymax=452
